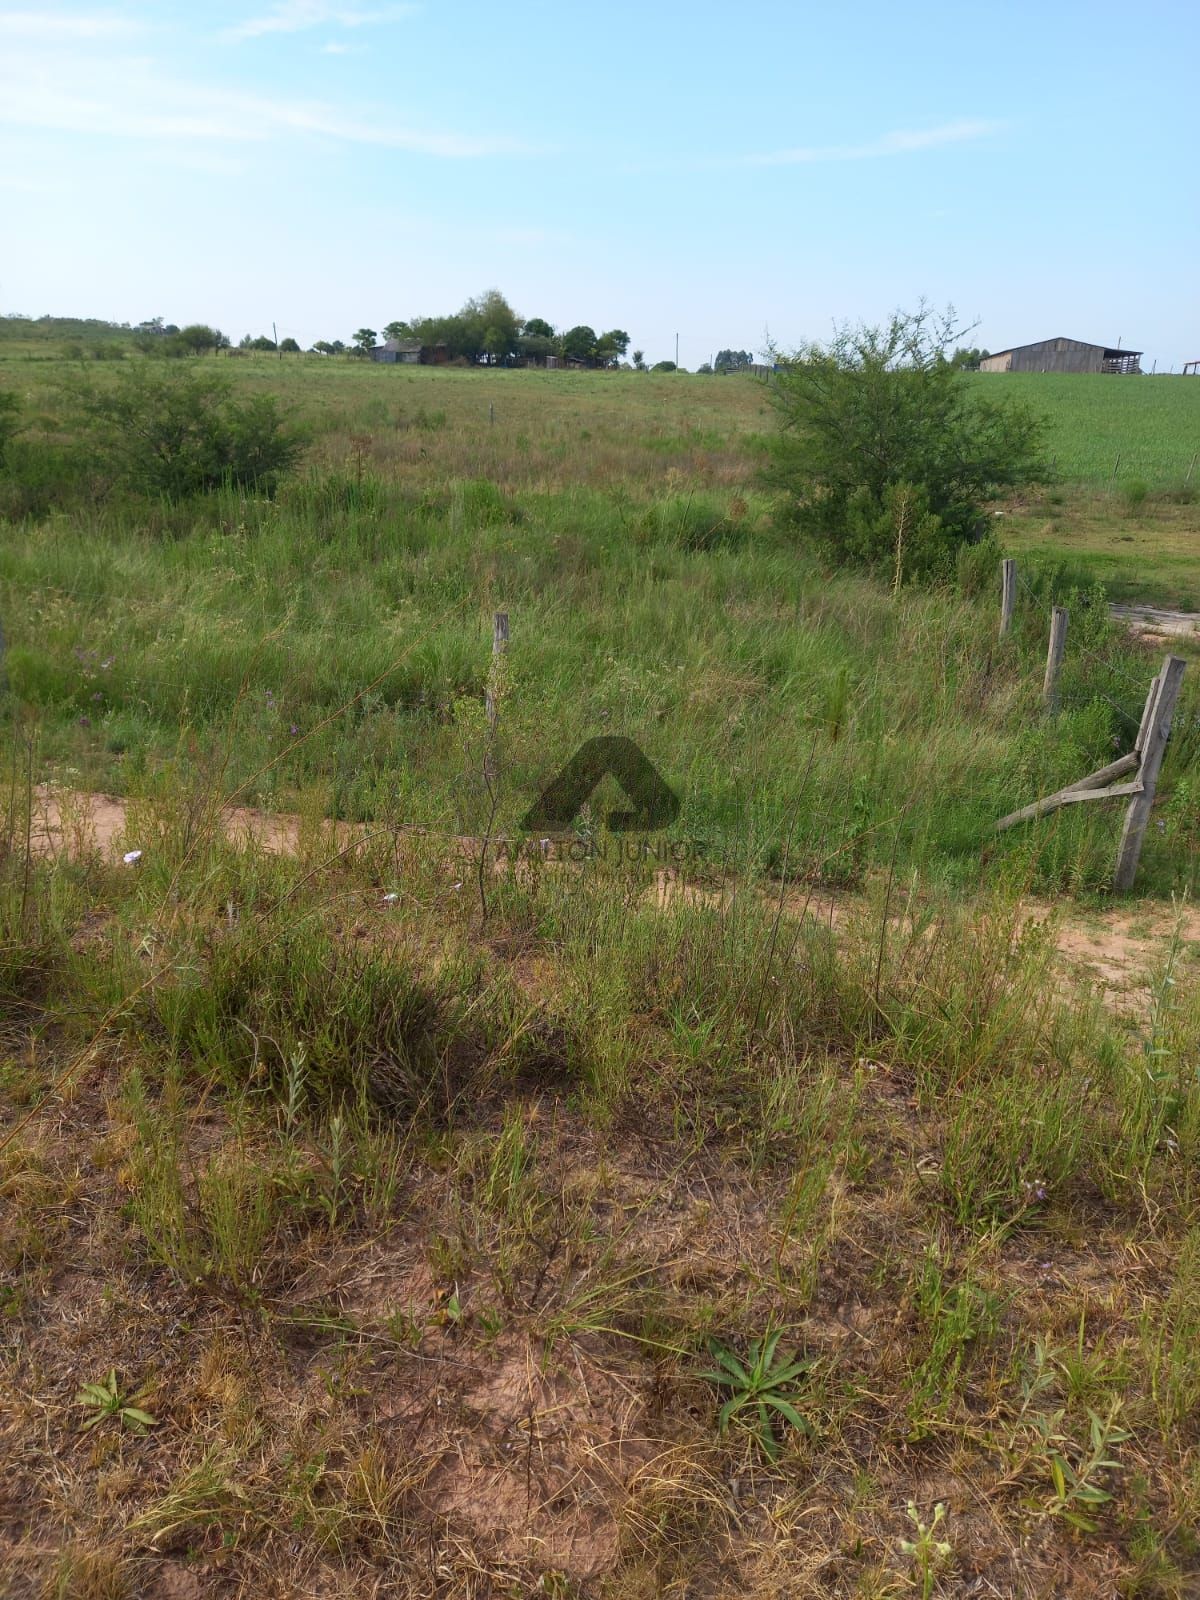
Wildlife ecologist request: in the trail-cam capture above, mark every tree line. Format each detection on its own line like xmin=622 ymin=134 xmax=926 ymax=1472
xmin=344 ymin=290 xmax=633 ymax=368
xmin=130 ymin=292 xmax=641 ymax=368
xmin=111 ymin=308 xmax=762 ymax=375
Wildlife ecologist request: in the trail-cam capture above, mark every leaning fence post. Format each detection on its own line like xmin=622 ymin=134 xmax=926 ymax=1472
xmin=1042 ymin=606 xmax=1068 ymax=710
xmin=1114 ymin=654 xmax=1186 ymax=892
xmin=1134 ymin=665 xmax=1164 ymax=755
xmin=1000 ymin=559 xmax=1017 ymax=637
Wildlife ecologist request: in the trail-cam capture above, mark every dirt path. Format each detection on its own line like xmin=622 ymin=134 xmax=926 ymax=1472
xmin=23 ymin=784 xmax=1198 ymax=1008
xmin=28 ymin=783 xmax=326 ymax=860
xmin=1111 ymin=603 xmax=1200 ymax=646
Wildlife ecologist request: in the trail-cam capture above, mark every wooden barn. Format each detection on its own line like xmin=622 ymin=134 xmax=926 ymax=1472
xmin=370 ymin=339 xmax=451 ymax=366
xmin=980 ymin=337 xmax=1142 ymax=375
xmin=370 ymin=338 xmax=422 ymax=364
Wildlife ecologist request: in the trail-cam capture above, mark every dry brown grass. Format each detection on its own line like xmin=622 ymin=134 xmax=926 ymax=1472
xmin=3 ymin=901 xmax=1199 ymax=1599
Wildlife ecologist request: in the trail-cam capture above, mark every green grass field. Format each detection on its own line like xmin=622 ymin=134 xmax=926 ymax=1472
xmin=5 ymin=341 xmax=1200 ymax=1599
xmin=967 ymin=371 xmax=1200 ymax=486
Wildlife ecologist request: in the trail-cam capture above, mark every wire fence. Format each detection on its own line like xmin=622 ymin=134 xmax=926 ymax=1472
xmin=1013 ymin=566 xmax=1162 ymax=732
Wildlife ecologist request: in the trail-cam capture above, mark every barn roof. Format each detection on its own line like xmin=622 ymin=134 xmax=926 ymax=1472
xmin=987 ymin=337 xmax=1142 ymax=359
xmin=380 ymin=337 xmax=423 ymax=354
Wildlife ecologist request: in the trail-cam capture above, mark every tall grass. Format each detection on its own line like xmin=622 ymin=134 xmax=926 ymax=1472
xmin=1 ymin=383 xmax=1195 ymax=896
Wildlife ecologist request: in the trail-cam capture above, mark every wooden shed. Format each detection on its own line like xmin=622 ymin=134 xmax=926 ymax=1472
xmin=371 ymin=338 xmax=423 ymax=364
xmin=980 ymin=337 xmax=1141 ymax=375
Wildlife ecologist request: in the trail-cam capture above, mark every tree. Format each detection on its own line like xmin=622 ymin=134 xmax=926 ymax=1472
xmin=279 ymin=337 xmax=301 ymax=354
xmin=176 ymin=324 xmax=227 ymax=355
xmin=483 ymin=324 xmax=509 ymax=365
xmin=523 ymin=317 xmax=554 ymax=339
xmin=470 ymin=289 xmax=520 ymax=363
xmin=383 ymin=320 xmax=412 ymax=343
xmin=406 ymin=289 xmax=521 ymax=364
xmin=651 ymin=360 xmax=676 ymax=373
xmin=764 ymin=305 xmax=1045 ymax=582
xmin=950 ymin=345 xmax=990 ymax=369
xmin=715 ymin=348 xmax=753 ymax=373
xmin=595 ymin=328 xmax=630 ymax=367
xmin=632 ymin=349 xmax=645 ymax=371
xmin=517 ymin=330 xmax=556 ymax=363
xmin=353 ymin=328 xmax=378 ymax=354
xmin=561 ymin=324 xmax=597 ymax=363
xmin=696 ymin=362 xmax=713 ymax=374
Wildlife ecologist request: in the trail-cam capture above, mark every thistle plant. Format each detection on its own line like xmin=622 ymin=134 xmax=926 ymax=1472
xmin=700 ymin=1328 xmax=811 ymax=1461
xmin=75 ymin=1370 xmax=157 ymax=1435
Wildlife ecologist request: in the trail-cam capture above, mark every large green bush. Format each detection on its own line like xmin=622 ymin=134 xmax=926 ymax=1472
xmin=74 ymin=365 xmax=305 ymax=499
xmin=764 ymin=306 xmax=1046 ymax=581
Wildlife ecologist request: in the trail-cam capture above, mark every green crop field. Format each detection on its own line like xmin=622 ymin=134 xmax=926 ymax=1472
xmin=968 ymin=370 xmax=1200 ymax=485
xmin=6 ymin=341 xmax=1200 ymax=1600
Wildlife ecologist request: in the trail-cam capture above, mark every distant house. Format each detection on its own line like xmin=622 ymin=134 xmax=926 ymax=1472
xmin=980 ymin=337 xmax=1142 ymax=375
xmin=371 ymin=338 xmax=423 ymax=364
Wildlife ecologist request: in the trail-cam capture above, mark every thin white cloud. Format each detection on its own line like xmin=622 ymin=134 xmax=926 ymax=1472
xmin=320 ymin=40 xmax=357 ymax=53
xmin=0 ymin=49 xmax=535 ymax=157
xmin=745 ymin=119 xmax=1002 ymax=165
xmin=0 ymin=10 xmax=141 ymax=38
xmin=223 ymin=1 xmax=416 ymax=40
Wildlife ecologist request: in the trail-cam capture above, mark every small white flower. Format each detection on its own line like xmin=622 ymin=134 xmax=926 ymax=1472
xmin=382 ymin=892 xmax=399 ymax=904
xmin=122 ymin=850 xmax=143 ymax=866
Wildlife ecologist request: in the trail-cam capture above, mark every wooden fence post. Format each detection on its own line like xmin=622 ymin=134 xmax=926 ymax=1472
xmin=1000 ymin=559 xmax=1017 ymax=637
xmin=486 ymin=610 xmax=508 ymax=732
xmin=1042 ymin=607 xmax=1068 ymax=710
xmin=1114 ymin=654 xmax=1187 ymax=892
xmin=483 ymin=610 xmax=509 ymax=785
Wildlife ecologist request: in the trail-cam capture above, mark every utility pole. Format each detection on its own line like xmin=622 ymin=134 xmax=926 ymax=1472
xmin=273 ymin=321 xmax=281 ymax=360
xmin=675 ymin=331 xmax=679 ymax=368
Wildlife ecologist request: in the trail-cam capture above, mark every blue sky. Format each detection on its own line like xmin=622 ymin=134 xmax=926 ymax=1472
xmin=1 ymin=1 xmax=1196 ymax=370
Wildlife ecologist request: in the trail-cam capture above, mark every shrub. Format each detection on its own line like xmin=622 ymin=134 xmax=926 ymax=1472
xmin=764 ymin=305 xmax=1046 ymax=581
xmin=74 ymin=366 xmax=306 ymax=499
